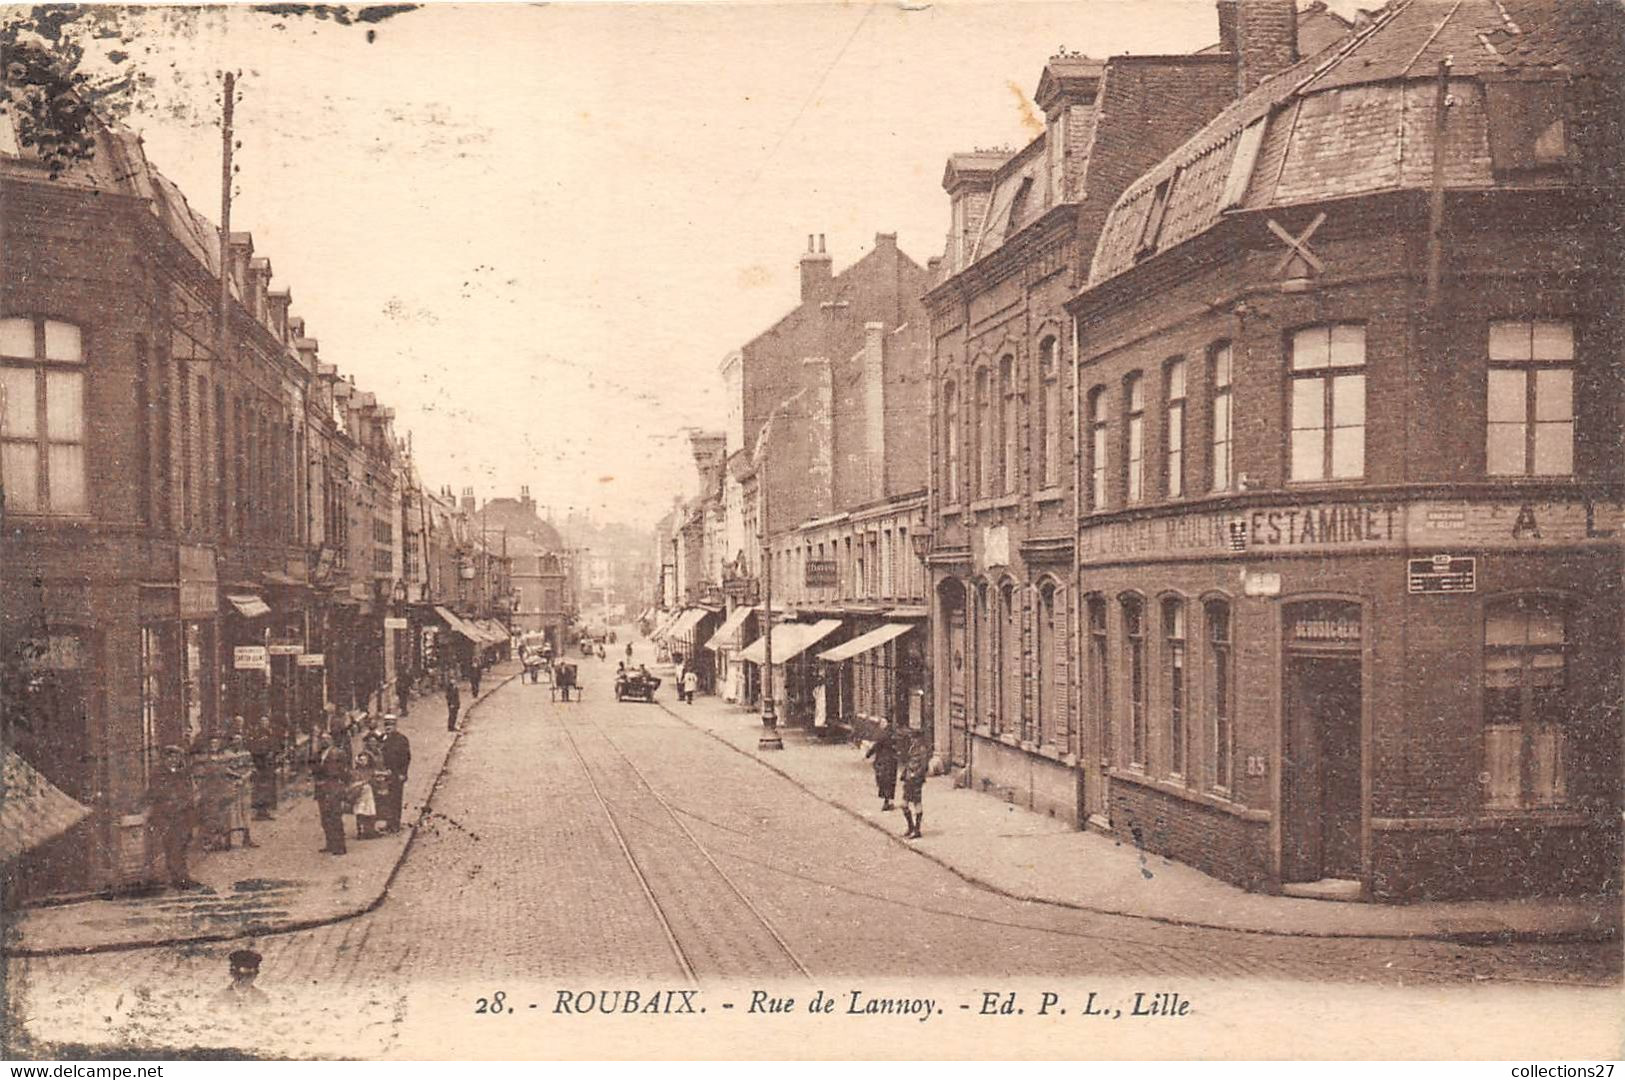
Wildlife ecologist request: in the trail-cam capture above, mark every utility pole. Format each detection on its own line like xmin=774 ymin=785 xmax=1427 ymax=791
xmin=217 ymin=71 xmax=235 ymax=368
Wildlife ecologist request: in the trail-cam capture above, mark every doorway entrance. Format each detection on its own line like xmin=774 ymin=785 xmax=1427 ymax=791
xmin=1281 ymin=602 xmax=1363 ymax=884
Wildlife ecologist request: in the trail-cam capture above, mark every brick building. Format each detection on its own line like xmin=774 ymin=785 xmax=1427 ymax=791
xmin=923 ymin=1 xmax=1345 ymax=820
xmin=1065 ymin=0 xmax=1623 ymax=898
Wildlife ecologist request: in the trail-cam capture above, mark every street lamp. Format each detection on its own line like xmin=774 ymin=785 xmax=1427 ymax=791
xmin=754 ymin=385 xmax=808 ymax=751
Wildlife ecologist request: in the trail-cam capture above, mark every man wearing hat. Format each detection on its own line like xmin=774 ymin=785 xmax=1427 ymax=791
xmin=215 ymin=948 xmax=270 ymax=1007
xmin=312 ymin=731 xmax=350 ymax=855
xmin=147 ymin=744 xmax=200 ymax=890
xmin=378 ymin=714 xmax=411 ymax=833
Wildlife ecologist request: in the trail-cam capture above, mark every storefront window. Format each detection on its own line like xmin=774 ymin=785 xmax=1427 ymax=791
xmin=1206 ymin=599 xmax=1233 ymax=792
xmin=1483 ymin=596 xmax=1569 ymax=809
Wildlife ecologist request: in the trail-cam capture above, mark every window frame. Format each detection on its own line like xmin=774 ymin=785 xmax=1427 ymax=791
xmin=1162 ymin=595 xmax=1188 ymax=780
xmin=0 ymin=315 xmax=89 ymax=517
xmin=1288 ymin=323 xmax=1367 ymax=483
xmin=1121 ymin=592 xmax=1147 ymax=769
xmin=1087 ymin=594 xmax=1111 ymax=766
xmin=1486 ymin=319 xmax=1575 ymax=479
xmin=1124 ymin=372 xmax=1145 ymax=503
xmin=1038 ymin=336 xmax=1060 ymax=489
xmin=999 ymin=354 xmax=1018 ymax=496
xmin=943 ymin=379 xmax=960 ymax=502
xmin=1209 ymin=341 xmax=1233 ymax=493
xmin=1088 ymin=386 xmax=1109 ymax=511
xmin=1482 ymin=593 xmax=1572 ymax=810
xmin=1204 ymin=595 xmax=1235 ymax=794
xmin=1164 ymin=357 xmax=1187 ymax=499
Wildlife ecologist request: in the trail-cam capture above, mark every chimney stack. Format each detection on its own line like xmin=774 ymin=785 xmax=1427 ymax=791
xmin=1227 ymin=0 xmax=1299 ymax=97
xmin=461 ymin=487 xmax=476 ymax=514
xmin=800 ymin=233 xmax=833 ymax=306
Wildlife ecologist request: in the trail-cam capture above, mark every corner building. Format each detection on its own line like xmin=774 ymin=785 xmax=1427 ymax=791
xmin=1066 ymin=0 xmax=1622 ymax=899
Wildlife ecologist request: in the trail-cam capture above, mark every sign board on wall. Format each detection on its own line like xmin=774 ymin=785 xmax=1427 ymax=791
xmin=804 ymin=560 xmax=838 ymax=589
xmin=384 ymin=617 xmax=409 ymax=630
xmin=296 ymin=653 xmax=325 ymax=667
xmin=268 ymin=643 xmax=303 ymax=656
xmin=1407 ymin=555 xmax=1477 ymax=594
xmin=234 ymin=645 xmax=269 ymax=670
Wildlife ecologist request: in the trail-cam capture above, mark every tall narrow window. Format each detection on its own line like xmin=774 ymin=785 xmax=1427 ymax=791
xmin=1088 ymin=387 xmax=1108 ymax=510
xmin=1165 ymin=358 xmax=1186 ymax=498
xmin=1206 ymin=599 xmax=1234 ymax=792
xmin=1122 ymin=596 xmax=1146 ymax=767
xmin=1088 ymin=596 xmax=1110 ymax=763
xmin=999 ymin=355 xmax=1017 ymax=495
xmin=974 ymin=368 xmax=991 ymax=497
xmin=943 ymin=381 xmax=960 ymax=501
xmin=1487 ymin=320 xmax=1574 ymax=477
xmin=1290 ymin=324 xmax=1365 ymax=481
xmin=975 ymin=582 xmax=991 ymax=729
xmin=1000 ymin=581 xmax=1019 ymax=737
xmin=0 ymin=317 xmax=87 ymax=515
xmin=1124 ymin=373 xmax=1145 ymax=503
xmin=1484 ymin=596 xmax=1570 ymax=809
xmin=1163 ymin=598 xmax=1187 ymax=778
xmin=1039 ymin=337 xmax=1059 ymax=488
xmin=1037 ymin=583 xmax=1056 ymax=746
xmin=1210 ymin=342 xmax=1233 ymax=492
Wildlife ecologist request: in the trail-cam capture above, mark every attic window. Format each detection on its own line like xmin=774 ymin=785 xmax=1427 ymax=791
xmin=1007 ymin=176 xmax=1036 ymax=236
xmin=1221 ymin=117 xmax=1268 ymax=210
xmin=1486 ymin=81 xmax=1570 ymax=172
xmin=1136 ymin=177 xmax=1173 ymax=258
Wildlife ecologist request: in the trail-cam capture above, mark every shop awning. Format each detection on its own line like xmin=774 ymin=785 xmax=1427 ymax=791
xmin=1 ymin=749 xmax=92 ymax=863
xmin=433 ymin=605 xmax=481 ymax=642
xmin=227 ymin=593 xmax=271 ymax=619
xmin=479 ymin=620 xmax=511 ymax=645
xmin=737 ymin=619 xmax=842 ymax=666
xmin=666 ymin=607 xmax=713 ymax=647
xmin=704 ymin=606 xmax=755 ymax=652
xmin=651 ymin=610 xmax=683 ymax=641
xmin=818 ymin=622 xmax=916 ymax=663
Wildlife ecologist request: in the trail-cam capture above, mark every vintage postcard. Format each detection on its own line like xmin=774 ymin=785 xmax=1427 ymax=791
xmin=1 ymin=0 xmax=1620 ymax=1062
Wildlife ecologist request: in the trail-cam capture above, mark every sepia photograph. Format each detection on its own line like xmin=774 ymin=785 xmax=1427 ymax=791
xmin=0 ymin=0 xmax=1620 ymax=1062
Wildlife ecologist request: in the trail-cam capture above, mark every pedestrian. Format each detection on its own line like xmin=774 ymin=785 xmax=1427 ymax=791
xmin=214 ymin=948 xmax=270 ymax=1009
xmin=226 ymin=727 xmax=259 ymax=848
xmin=445 ymin=674 xmax=462 ymax=731
xmin=900 ymin=732 xmax=929 ymax=840
xmin=675 ymin=662 xmax=688 ymax=703
xmin=596 ymin=642 xmax=606 ymax=662
xmin=147 ymin=745 xmax=199 ymax=890
xmin=379 ymin=714 xmax=411 ymax=833
xmin=625 ymin=642 xmax=633 ymax=662
xmin=248 ymin=717 xmax=279 ymax=821
xmin=468 ymin=659 xmax=483 ymax=698
xmin=195 ymin=735 xmax=234 ymax=851
xmin=313 ymin=732 xmax=350 ymax=855
xmin=350 ymin=748 xmax=380 ymax=839
xmin=396 ymin=671 xmax=411 ymax=717
xmin=864 ymin=720 xmax=900 ymax=812
xmin=681 ymin=666 xmax=697 ymax=705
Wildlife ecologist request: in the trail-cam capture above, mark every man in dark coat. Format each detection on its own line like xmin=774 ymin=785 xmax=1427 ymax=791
xmin=467 ymin=659 xmax=483 ymax=698
xmin=445 ymin=675 xmax=462 ymax=731
xmin=248 ymin=717 xmax=279 ymax=821
xmin=378 ymin=714 xmax=411 ymax=833
xmin=863 ymin=721 xmax=900 ymax=812
xmin=313 ymin=733 xmax=350 ymax=855
xmin=148 ymin=745 xmax=199 ymax=890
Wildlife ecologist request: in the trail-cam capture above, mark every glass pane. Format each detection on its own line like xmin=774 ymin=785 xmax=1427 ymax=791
xmin=1291 ymin=378 xmax=1323 ymax=430
xmin=1483 ymin=654 xmax=1521 ymax=687
xmin=1163 ymin=600 xmax=1184 ymax=638
xmin=1487 ymin=369 xmax=1526 ymax=422
xmin=1531 ymin=320 xmax=1573 ymax=361
xmin=1 ymin=442 xmax=39 ymax=510
xmin=1212 ymin=345 xmax=1231 ymax=387
xmin=1485 ymin=610 xmax=1525 ymax=645
xmin=1167 ymin=403 xmax=1183 ymax=453
xmin=1329 ymin=324 xmax=1365 ymax=367
xmin=1330 ymin=425 xmax=1364 ymax=478
xmin=42 ymin=321 xmax=82 ymax=363
xmin=1 ymin=367 xmax=36 ymax=437
xmin=1488 ymin=321 xmax=1530 ymax=361
xmin=1290 ymin=432 xmax=1323 ymax=481
xmin=1526 ymin=608 xmax=1565 ymax=645
xmin=48 ymin=443 xmax=86 ymax=513
xmin=1211 ymin=440 xmax=1231 ymax=492
xmin=1167 ymin=360 xmax=1185 ymax=399
xmin=1486 ymin=422 xmax=1527 ymax=475
xmin=45 ymin=371 xmax=83 ymax=440
xmin=1091 ymin=392 xmax=1106 ymax=423
xmin=1332 ymin=374 xmax=1365 ymax=427
xmin=1213 ymin=394 xmax=1230 ymax=439
xmin=1291 ymin=327 xmax=1328 ymax=371
xmin=0 ymin=318 xmax=33 ymax=359
xmin=1530 ymin=727 xmax=1565 ymax=806
xmin=1534 ymin=369 xmax=1572 ymax=422
xmin=1482 ymin=727 xmax=1521 ymax=808
xmin=1167 ymin=449 xmax=1183 ymax=497
xmin=1127 ymin=375 xmax=1143 ymax=411
xmin=1533 ymin=422 xmax=1573 ymax=476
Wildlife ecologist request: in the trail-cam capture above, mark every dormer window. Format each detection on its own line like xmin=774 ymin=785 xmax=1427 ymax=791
xmin=1486 ymin=81 xmax=1570 ymax=172
xmin=1136 ymin=178 xmax=1173 ymax=259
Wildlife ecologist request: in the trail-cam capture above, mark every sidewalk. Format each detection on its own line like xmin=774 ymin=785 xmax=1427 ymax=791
xmin=662 ymin=689 xmax=1620 ymax=943
xmin=5 ymin=661 xmax=523 ymax=957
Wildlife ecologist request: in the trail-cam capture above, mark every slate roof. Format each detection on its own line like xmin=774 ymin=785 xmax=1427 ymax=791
xmin=1087 ymin=0 xmax=1624 ymax=288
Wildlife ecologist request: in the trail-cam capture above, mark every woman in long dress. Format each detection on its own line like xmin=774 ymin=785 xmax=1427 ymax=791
xmin=350 ymin=749 xmax=380 ymax=839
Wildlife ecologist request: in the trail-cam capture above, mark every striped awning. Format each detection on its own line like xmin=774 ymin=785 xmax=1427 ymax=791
xmin=737 ymin=619 xmax=842 ymax=666
xmin=227 ymin=593 xmax=271 ymax=618
xmin=704 ymin=606 xmax=755 ymax=652
xmin=434 ymin=606 xmax=481 ymax=642
xmin=1 ymin=749 xmax=92 ymax=863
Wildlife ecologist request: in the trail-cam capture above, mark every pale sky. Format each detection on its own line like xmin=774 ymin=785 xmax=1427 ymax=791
xmin=93 ymin=1 xmax=1307 ymax=527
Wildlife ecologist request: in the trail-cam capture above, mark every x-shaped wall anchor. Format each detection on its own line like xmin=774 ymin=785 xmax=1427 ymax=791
xmin=1269 ymin=212 xmax=1327 ymax=276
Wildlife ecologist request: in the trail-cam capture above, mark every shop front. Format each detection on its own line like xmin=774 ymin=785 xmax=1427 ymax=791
xmin=737 ymin=618 xmax=843 ymax=727
xmin=705 ymin=605 xmax=758 ymax=703
xmin=816 ymin=617 xmax=925 ymax=742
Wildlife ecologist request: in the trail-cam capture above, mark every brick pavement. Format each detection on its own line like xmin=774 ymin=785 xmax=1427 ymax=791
xmin=5 ymin=661 xmax=523 ymax=957
xmin=642 ymin=644 xmax=1616 ymax=943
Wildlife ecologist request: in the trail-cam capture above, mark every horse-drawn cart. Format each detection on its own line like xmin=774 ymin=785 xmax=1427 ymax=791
xmin=550 ymin=661 xmax=581 ymax=702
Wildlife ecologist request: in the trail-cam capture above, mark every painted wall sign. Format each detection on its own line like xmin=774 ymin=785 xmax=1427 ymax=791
xmin=233 ymin=645 xmax=269 ymax=670
xmin=804 ymin=559 xmax=838 ymax=589
xmin=1407 ymin=554 xmax=1476 ymax=594
xmin=1078 ymin=498 xmax=1625 ymax=566
xmin=980 ymin=524 xmax=1011 ymax=569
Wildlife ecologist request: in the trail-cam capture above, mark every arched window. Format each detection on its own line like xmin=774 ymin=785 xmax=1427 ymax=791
xmin=0 ymin=317 xmax=87 ymax=515
xmin=1088 ymin=387 xmax=1109 ymax=511
xmin=1484 ymin=596 xmax=1570 ymax=808
xmin=943 ymin=380 xmax=960 ymax=501
xmin=1205 ymin=598 xmax=1234 ymax=792
xmin=1124 ymin=372 xmax=1145 ymax=503
xmin=1165 ymin=358 xmax=1186 ymax=499
xmin=974 ymin=367 xmax=991 ymax=498
xmin=1121 ymin=594 xmax=1146 ymax=767
xmin=1037 ymin=582 xmax=1057 ymax=746
xmin=1087 ymin=595 xmax=1110 ymax=762
xmin=1162 ymin=597 xmax=1187 ymax=778
xmin=1038 ymin=337 xmax=1059 ymax=489
xmin=999 ymin=354 xmax=1017 ymax=495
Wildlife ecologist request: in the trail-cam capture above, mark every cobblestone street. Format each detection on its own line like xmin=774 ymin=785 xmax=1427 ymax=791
xmin=9 ymin=655 xmax=1618 ymax=1057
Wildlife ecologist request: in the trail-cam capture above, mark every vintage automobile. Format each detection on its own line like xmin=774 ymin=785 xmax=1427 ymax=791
xmin=614 ymin=670 xmax=660 ymax=703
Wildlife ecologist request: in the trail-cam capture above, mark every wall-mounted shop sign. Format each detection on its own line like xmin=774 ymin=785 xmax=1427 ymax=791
xmin=804 ymin=560 xmax=838 ymax=589
xmin=268 ymin=643 xmax=303 ymax=656
xmin=383 ymin=616 xmax=409 ymax=630
xmin=1407 ymin=554 xmax=1476 ymax=594
xmin=1080 ymin=502 xmax=1401 ymax=565
xmin=296 ymin=653 xmax=326 ymax=667
xmin=233 ymin=645 xmax=269 ymax=670
xmin=1285 ymin=601 xmax=1362 ymax=650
